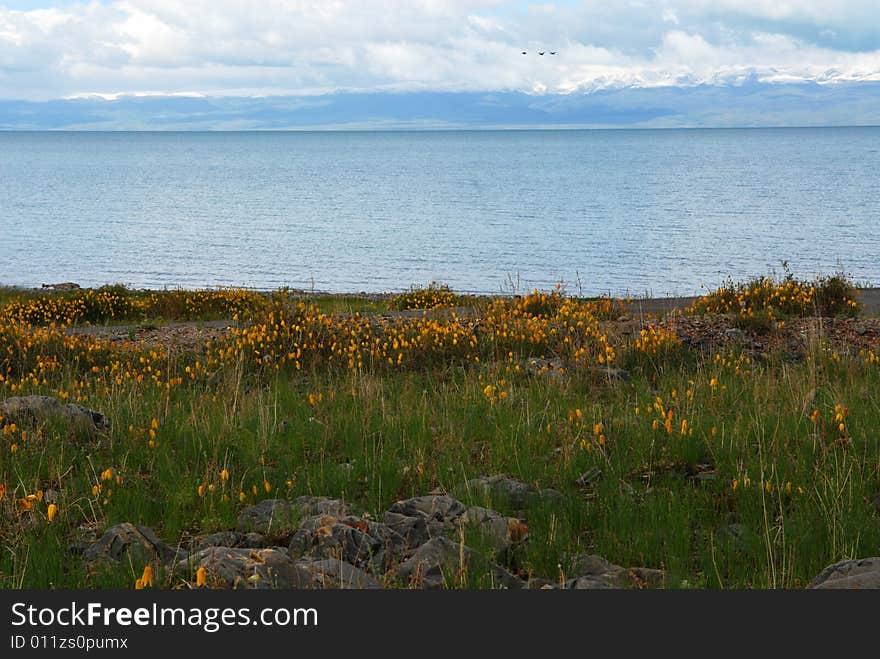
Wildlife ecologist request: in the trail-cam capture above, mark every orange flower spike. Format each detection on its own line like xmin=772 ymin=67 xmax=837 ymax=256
xmin=141 ymin=565 xmax=153 ymax=588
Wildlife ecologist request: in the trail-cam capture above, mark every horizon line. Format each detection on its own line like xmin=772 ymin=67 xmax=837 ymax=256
xmin=2 ymin=124 xmax=880 ymax=133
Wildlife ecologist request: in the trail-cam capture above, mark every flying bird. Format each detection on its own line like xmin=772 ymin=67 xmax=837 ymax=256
xmin=550 ymin=51 xmax=557 ymax=55
xmin=538 ymin=51 xmax=545 ymax=55
xmin=522 ymin=51 xmax=527 ymax=55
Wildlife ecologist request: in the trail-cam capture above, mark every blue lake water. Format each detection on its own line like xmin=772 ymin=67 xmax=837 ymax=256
xmin=1 ymin=128 xmax=878 ymax=296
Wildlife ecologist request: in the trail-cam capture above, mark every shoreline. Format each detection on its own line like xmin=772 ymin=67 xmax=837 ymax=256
xmin=9 ymin=283 xmax=880 ymax=316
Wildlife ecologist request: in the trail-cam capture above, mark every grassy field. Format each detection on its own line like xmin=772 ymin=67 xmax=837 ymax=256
xmin=0 ymin=276 xmax=878 ymax=589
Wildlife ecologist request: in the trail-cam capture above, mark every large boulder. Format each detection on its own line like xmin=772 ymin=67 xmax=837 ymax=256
xmin=809 ymin=557 xmax=880 ymax=589
xmin=83 ymin=523 xmax=181 ymax=566
xmin=0 ymin=396 xmax=109 ymax=431
xmin=180 ymin=547 xmax=310 ymax=589
xmin=394 ymin=537 xmax=523 ymax=589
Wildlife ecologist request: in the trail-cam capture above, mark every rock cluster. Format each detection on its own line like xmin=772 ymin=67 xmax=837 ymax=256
xmin=77 ymin=474 xmax=668 ymax=590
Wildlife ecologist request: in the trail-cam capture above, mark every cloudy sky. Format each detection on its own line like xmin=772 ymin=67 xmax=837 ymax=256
xmin=1 ymin=1 xmax=879 ymax=101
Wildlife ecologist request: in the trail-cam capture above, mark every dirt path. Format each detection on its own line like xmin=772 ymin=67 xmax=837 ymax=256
xmin=65 ymin=320 xmax=233 ymax=351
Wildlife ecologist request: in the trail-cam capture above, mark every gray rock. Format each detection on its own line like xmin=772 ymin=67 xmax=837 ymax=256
xmin=565 ymin=553 xmax=666 ymax=589
xmin=384 ymin=495 xmax=468 ymax=548
xmin=41 ymin=282 xmax=80 ymax=291
xmin=466 ymin=474 xmax=536 ymax=510
xmin=288 ymin=514 xmax=399 ymax=572
xmin=243 ymin=532 xmax=267 ymax=547
xmin=0 ymin=395 xmax=109 ymax=431
xmin=384 ymin=511 xmax=431 ymax=549
xmin=83 ymin=523 xmax=181 ymax=566
xmin=180 ymin=547 xmax=310 ymax=589
xmin=809 ymin=557 xmax=880 ymax=589
xmin=194 ymin=531 xmax=241 ymax=549
xmin=461 ymin=506 xmax=528 ymax=552
xmin=353 ymin=517 xmax=408 ymax=555
xmin=236 ymin=499 xmax=299 ymax=534
xmin=395 ymin=537 xmax=523 ymax=589
xmin=236 ymin=496 xmax=350 ymax=535
xmin=383 ymin=495 xmax=529 ymax=554
xmin=615 ymin=566 xmax=666 ymax=588
xmin=295 ymin=558 xmax=383 ymax=589
xmin=291 ymin=495 xmax=351 ymax=518
xmin=387 ymin=495 xmax=467 ymax=523
xmin=564 ymin=575 xmax=618 ymax=589
xmin=194 ymin=531 xmax=267 ymax=551
xmin=572 ymin=553 xmax=619 ymax=576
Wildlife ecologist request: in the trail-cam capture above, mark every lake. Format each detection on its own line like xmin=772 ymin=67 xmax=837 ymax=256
xmin=2 ymin=128 xmax=878 ymax=296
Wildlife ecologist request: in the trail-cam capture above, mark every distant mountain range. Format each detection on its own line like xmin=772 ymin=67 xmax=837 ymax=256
xmin=2 ymin=80 xmax=879 ymax=130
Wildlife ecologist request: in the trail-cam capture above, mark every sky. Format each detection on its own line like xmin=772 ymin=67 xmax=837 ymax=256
xmin=1 ymin=1 xmax=879 ymax=102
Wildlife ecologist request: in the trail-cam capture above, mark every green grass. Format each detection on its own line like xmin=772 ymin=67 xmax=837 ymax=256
xmin=3 ymin=343 xmax=879 ymax=588
xmin=1 ymin=281 xmax=879 ymax=590
xmin=306 ymin=295 xmax=390 ymax=315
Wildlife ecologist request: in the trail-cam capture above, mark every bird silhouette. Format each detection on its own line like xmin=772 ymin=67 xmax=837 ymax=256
xmin=538 ymin=51 xmax=545 ymax=55
xmin=550 ymin=51 xmax=557 ymax=55
xmin=521 ymin=51 xmax=527 ymax=55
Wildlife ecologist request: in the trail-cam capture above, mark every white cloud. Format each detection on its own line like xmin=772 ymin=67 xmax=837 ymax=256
xmin=0 ymin=0 xmax=878 ymax=99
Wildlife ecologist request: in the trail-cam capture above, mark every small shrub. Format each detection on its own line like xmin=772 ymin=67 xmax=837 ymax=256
xmin=814 ymin=274 xmax=861 ymax=318
xmin=687 ymin=272 xmax=861 ymax=319
xmin=391 ymin=282 xmax=460 ymax=310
